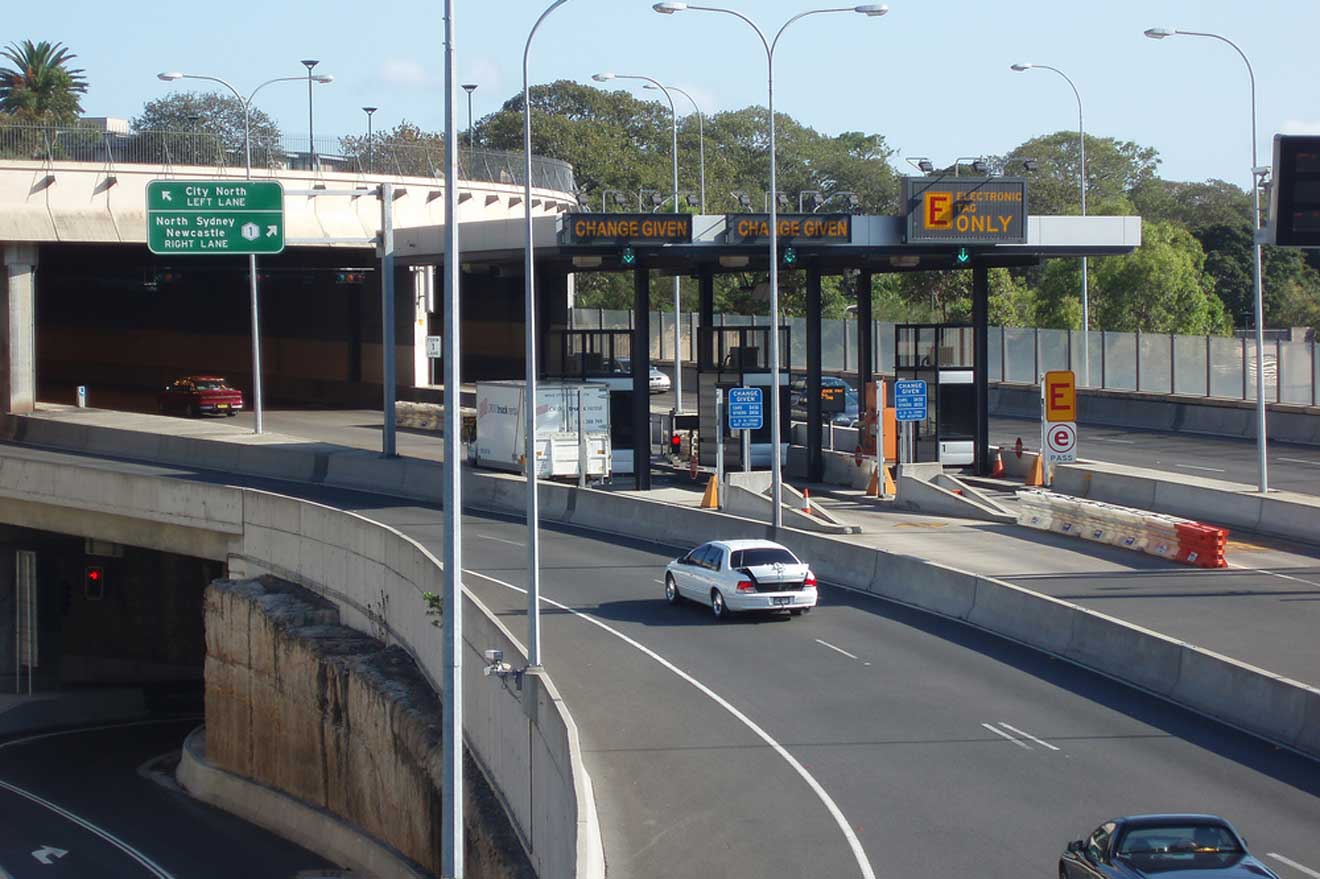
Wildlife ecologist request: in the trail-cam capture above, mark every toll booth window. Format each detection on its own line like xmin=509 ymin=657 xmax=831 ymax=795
xmin=938 ymin=383 xmax=976 ymax=439
xmin=939 ymin=328 xmax=974 ymax=368
xmin=610 ymin=392 xmax=634 ymax=449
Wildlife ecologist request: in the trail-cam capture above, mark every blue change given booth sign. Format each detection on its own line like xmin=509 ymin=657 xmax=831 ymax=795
xmin=894 ymin=380 xmax=928 ymax=422
xmin=728 ymin=387 xmax=764 ymax=431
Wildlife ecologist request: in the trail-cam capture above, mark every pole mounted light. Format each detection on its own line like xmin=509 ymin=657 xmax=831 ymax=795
xmin=157 ymin=68 xmax=327 ymax=436
xmin=1009 ymin=59 xmax=1089 ymax=386
xmin=653 ymin=0 xmax=887 ymax=532
xmin=1144 ymin=25 xmax=1269 ymax=494
xmin=645 ymin=82 xmax=706 ymax=214
xmin=591 ymin=69 xmax=686 ymax=411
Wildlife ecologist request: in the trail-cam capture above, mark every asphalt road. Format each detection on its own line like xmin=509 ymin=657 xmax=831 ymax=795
xmin=2 ymin=442 xmax=1318 ymax=879
xmin=0 ymin=715 xmax=332 ymax=879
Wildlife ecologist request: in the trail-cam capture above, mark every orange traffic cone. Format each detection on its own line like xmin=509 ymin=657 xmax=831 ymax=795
xmin=991 ymin=448 xmax=1006 ymax=479
xmin=866 ymin=466 xmax=880 ymax=497
xmin=700 ymin=475 xmax=719 ymax=509
xmin=1026 ymin=454 xmax=1044 ymax=487
xmin=801 ymin=488 xmax=813 ymax=516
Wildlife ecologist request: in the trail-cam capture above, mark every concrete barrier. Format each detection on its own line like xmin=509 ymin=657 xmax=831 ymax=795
xmin=1171 ymin=647 xmax=1316 ymax=747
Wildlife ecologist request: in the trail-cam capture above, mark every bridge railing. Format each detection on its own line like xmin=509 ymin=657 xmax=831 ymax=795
xmin=0 ymin=124 xmax=576 ymax=193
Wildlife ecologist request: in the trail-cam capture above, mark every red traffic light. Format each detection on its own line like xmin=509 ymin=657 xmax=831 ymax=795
xmin=670 ymin=434 xmax=682 ymax=452
xmin=84 ymin=565 xmax=105 ymax=599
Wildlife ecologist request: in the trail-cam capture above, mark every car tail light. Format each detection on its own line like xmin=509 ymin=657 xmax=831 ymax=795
xmin=736 ymin=580 xmax=755 ymax=592
xmin=804 ymin=571 xmax=817 ymax=588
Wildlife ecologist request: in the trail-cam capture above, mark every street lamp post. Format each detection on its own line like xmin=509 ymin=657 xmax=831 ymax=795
xmin=594 ymin=72 xmax=684 ymax=412
xmin=157 ymin=69 xmax=331 ymax=435
xmin=362 ymin=106 xmax=377 ymax=174
xmin=653 ymin=1 xmax=888 ymax=530
xmin=523 ymin=0 xmax=573 ymax=668
xmin=301 ymin=60 xmax=320 ymax=171
xmin=646 ymin=82 xmax=706 ymax=213
xmin=1145 ymin=26 xmax=1268 ymax=494
xmin=1010 ymin=62 xmax=1089 ymax=387
xmin=462 ymin=83 xmax=478 ymax=149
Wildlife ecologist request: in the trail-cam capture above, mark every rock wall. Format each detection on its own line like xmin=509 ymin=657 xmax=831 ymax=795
xmin=204 ymin=575 xmax=534 ymax=879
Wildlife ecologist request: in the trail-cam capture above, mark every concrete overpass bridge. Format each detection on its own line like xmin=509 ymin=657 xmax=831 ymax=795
xmin=0 ymin=126 xmax=578 ymax=415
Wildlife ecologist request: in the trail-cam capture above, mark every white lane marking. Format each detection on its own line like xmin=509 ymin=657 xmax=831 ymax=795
xmin=1225 ymin=563 xmax=1320 ymax=590
xmin=981 ymin=722 xmax=1032 ymax=750
xmin=1093 ymin=437 xmax=1136 ymax=444
xmin=1269 ymin=854 xmax=1320 ymax=879
xmin=814 ymin=639 xmax=860 ymax=661
xmin=653 ymin=579 xmax=666 ymax=585
xmin=465 ymin=568 xmax=877 ymax=879
xmin=0 ymin=779 xmax=176 ymax=878
xmin=1277 ymin=457 xmax=1320 ymax=468
xmin=0 ymin=717 xmax=201 ymax=752
xmin=1174 ymin=464 xmax=1226 ymax=473
xmin=476 ymin=533 xmax=525 ymax=548
xmin=31 ymin=845 xmax=68 ymax=865
xmin=999 ymin=723 xmax=1061 ymax=751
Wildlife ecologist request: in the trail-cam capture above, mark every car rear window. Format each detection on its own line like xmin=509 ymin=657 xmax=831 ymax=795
xmin=194 ymin=381 xmax=227 ymax=390
xmin=731 ymin=548 xmax=798 ymax=568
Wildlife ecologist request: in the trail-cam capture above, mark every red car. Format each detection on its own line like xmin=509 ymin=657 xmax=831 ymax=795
xmin=157 ymin=376 xmax=244 ymax=417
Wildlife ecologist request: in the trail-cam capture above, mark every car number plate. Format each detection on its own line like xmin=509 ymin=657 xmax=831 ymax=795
xmin=772 ymin=596 xmax=792 ymax=606
xmin=217 ymin=404 xmax=229 ymax=409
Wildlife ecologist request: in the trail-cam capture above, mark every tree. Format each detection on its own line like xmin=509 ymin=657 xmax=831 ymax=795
xmin=995 ymin=131 xmax=1160 ymax=217
xmin=1089 ymin=220 xmax=1229 ymax=334
xmin=1131 ymin=178 xmax=1252 ymax=230
xmin=132 ymin=92 xmax=283 ymax=168
xmin=0 ymin=40 xmax=88 ymax=124
xmin=340 ymin=120 xmax=446 ymax=177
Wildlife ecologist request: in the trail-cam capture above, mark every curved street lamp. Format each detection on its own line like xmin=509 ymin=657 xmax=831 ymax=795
xmin=645 ymin=82 xmax=706 ymax=213
xmin=1144 ymin=26 xmax=1269 ymax=493
xmin=653 ymin=2 xmax=888 ymax=531
xmin=156 ymin=70 xmax=331 ymax=436
xmin=594 ymin=71 xmax=686 ymax=412
xmin=1010 ymin=61 xmax=1090 ymax=387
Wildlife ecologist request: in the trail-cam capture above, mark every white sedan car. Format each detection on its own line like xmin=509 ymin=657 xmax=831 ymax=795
xmin=664 ymin=539 xmax=818 ymax=621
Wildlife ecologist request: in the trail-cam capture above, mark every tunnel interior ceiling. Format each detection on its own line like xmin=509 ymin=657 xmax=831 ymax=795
xmin=35 ymin=243 xmax=409 ymax=410
xmin=0 ymin=523 xmax=215 ymax=689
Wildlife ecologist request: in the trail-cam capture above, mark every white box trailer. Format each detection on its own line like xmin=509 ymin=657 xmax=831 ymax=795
xmin=474 ymin=381 xmax=612 ymax=478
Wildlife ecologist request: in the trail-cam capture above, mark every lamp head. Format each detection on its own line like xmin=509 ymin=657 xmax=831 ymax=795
xmin=462 ymin=83 xmax=479 ymax=93
xmin=592 ymin=73 xmax=615 ymax=82
xmin=313 ymin=74 xmax=334 ymax=84
xmin=363 ymin=106 xmax=378 ymax=115
xmin=917 ymin=158 xmax=934 ymax=173
xmin=157 ymin=72 xmax=184 ymax=81
xmin=301 ymin=59 xmax=319 ymax=70
xmin=653 ymin=1 xmax=686 ymax=13
xmin=1022 ymin=158 xmax=1040 ymax=172
xmin=971 ymin=159 xmax=989 ymax=174
xmin=855 ymin=4 xmax=888 ymax=15
xmin=1144 ymin=28 xmax=1175 ymax=39
xmin=1010 ymin=62 xmax=1032 ymax=71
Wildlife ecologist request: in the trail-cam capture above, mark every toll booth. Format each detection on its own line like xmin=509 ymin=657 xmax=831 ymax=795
xmin=894 ymin=324 xmax=977 ymax=465
xmin=544 ymin=328 xmax=641 ymax=474
xmin=697 ymin=324 xmax=791 ymax=469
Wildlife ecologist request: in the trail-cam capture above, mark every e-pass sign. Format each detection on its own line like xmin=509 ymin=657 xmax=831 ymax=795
xmin=894 ymin=379 xmax=928 ymax=422
xmin=1045 ymin=421 xmax=1078 ymax=464
xmin=728 ymin=387 xmax=763 ymax=431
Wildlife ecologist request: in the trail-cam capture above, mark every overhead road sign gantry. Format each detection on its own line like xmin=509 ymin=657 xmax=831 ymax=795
xmin=902 ymin=177 xmax=1028 ymax=245
xmin=147 ymin=180 xmax=285 ymax=255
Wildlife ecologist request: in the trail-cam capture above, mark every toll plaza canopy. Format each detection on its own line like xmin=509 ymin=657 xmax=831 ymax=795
xmin=394 ymin=179 xmax=1141 ymax=489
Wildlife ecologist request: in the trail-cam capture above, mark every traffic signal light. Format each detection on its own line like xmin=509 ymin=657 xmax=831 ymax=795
xmin=956 ymin=247 xmax=971 ymax=265
xmin=84 ymin=565 xmax=105 ymax=600
xmin=781 ymin=246 xmax=798 ymax=266
xmin=621 ymin=245 xmax=637 ymax=266
xmin=1268 ymin=135 xmax=1320 ymax=247
xmin=670 ymin=433 xmax=682 ymax=456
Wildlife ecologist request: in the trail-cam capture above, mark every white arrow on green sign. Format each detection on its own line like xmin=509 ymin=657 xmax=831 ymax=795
xmin=146 ymin=179 xmax=285 ymax=255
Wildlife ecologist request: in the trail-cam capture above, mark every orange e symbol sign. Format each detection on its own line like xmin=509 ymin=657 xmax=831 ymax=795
xmin=1044 ymin=370 xmax=1076 ymax=422
xmin=924 ymin=192 xmax=952 ymax=229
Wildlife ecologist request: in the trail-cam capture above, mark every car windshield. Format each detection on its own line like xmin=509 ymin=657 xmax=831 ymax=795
xmin=730 ymin=547 xmax=798 ymax=568
xmin=1116 ymin=825 xmax=1242 ymax=858
xmin=193 ymin=381 xmax=227 ymax=391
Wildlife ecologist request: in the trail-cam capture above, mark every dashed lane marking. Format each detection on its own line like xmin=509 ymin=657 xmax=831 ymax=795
xmin=999 ymin=722 xmax=1061 ymax=751
xmin=465 ymin=568 xmax=878 ymax=879
xmin=982 ymin=722 xmax=1032 ymax=750
xmin=1269 ymin=854 xmax=1320 ymax=879
xmin=814 ymin=639 xmax=860 ymax=661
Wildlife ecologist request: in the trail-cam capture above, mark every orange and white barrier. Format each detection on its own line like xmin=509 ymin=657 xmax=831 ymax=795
xmin=1016 ymin=490 xmax=1228 ymax=568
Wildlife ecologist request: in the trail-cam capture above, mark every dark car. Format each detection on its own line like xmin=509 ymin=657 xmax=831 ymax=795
xmin=1060 ymin=814 xmax=1278 ymax=879
xmin=790 ymin=375 xmax=859 ymax=426
xmin=157 ymin=376 xmax=244 ymax=417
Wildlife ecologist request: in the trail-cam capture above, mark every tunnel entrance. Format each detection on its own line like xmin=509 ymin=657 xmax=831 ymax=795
xmin=1 ymin=524 xmax=217 ymax=704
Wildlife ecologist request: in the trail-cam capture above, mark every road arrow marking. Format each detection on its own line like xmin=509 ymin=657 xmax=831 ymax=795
xmin=31 ymin=846 xmax=68 ymax=865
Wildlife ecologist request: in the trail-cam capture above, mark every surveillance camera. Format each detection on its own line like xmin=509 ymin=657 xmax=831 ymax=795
xmin=484 ymin=648 xmax=503 ymax=665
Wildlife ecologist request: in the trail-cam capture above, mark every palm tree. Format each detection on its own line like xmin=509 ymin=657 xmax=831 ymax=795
xmin=0 ymin=40 xmax=89 ymax=125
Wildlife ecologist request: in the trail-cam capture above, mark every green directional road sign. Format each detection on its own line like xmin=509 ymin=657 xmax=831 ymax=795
xmin=146 ymin=179 xmax=285 ymax=255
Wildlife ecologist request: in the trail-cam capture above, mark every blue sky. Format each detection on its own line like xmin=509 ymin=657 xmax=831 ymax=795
xmin=9 ymin=0 xmax=1317 ymax=189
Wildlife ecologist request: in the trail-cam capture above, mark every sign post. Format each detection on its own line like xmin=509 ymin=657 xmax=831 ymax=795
xmin=1042 ymin=370 xmax=1078 ymax=484
xmin=728 ymin=387 xmax=763 ymax=476
xmin=147 ymin=179 xmax=285 ymax=435
xmin=715 ymin=388 xmax=725 ymax=508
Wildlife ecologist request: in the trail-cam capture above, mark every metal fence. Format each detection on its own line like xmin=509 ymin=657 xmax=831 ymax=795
xmin=0 ymin=124 xmax=576 ymax=193
xmin=572 ymin=307 xmax=1314 ymax=406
